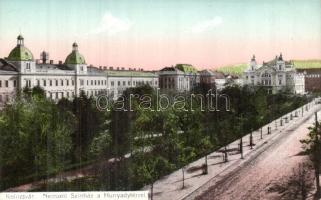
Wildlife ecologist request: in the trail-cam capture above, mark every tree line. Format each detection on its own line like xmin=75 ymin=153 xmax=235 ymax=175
xmin=0 ymin=84 xmax=311 ymax=191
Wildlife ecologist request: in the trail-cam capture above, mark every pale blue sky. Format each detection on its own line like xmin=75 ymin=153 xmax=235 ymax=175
xmin=0 ymin=0 xmax=320 ymax=69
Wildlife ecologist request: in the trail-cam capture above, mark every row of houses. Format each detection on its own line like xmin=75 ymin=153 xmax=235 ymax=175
xmin=0 ymin=35 xmax=230 ymax=106
xmin=1 ymin=35 xmax=320 ymax=106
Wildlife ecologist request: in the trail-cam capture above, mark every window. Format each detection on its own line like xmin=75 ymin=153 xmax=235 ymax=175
xmin=72 ymin=80 xmax=74 ymax=86
xmin=67 ymin=80 xmax=69 ymax=86
xmin=123 ymin=81 xmax=126 ymax=86
xmin=56 ymin=80 xmax=58 ymax=86
xmin=279 ymin=65 xmax=282 ymax=70
xmin=61 ymin=80 xmax=64 ymax=86
xmin=43 ymin=80 xmax=46 ymax=87
xmin=80 ymin=79 xmax=84 ymax=86
xmin=26 ymin=63 xmax=30 ymax=70
xmin=128 ymin=81 xmax=131 ymax=86
xmin=80 ymin=66 xmax=83 ymax=71
xmin=118 ymin=81 xmax=120 ymax=86
xmin=50 ymin=80 xmax=52 ymax=86
xmin=279 ymin=80 xmax=282 ymax=85
xmin=0 ymin=95 xmax=2 ymax=102
xmin=111 ymin=81 xmax=114 ymax=86
xmin=13 ymin=80 xmax=17 ymax=87
xmin=0 ymin=80 xmax=2 ymax=87
xmin=25 ymin=80 xmax=31 ymax=87
xmin=91 ymin=80 xmax=93 ymax=85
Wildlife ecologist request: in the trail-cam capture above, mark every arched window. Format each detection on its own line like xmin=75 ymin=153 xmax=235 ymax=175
xmin=261 ymin=72 xmax=272 ymax=86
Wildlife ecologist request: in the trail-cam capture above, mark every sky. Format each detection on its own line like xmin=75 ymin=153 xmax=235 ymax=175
xmin=0 ymin=0 xmax=320 ymax=70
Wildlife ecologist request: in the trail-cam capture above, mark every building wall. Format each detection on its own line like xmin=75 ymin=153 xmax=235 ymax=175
xmin=0 ymin=73 xmax=18 ymax=106
xmin=297 ymin=68 xmax=321 ymax=93
xmin=243 ymin=56 xmax=305 ymax=94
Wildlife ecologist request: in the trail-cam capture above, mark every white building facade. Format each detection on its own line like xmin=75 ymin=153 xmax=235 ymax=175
xmin=0 ymin=35 xmax=158 ymax=107
xmin=243 ymin=54 xmax=305 ymax=94
xmin=158 ymin=64 xmax=200 ymax=92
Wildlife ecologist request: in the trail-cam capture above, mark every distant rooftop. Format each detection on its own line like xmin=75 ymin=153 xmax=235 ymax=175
xmin=175 ymin=64 xmax=198 ymax=73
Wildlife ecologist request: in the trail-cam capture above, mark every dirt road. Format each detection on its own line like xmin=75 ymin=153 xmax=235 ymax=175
xmin=198 ymin=111 xmax=320 ymax=200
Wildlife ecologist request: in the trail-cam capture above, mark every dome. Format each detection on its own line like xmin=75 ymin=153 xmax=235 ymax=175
xmin=64 ymin=42 xmax=86 ymax=65
xmin=8 ymin=46 xmax=34 ymax=61
xmin=7 ymin=35 xmax=34 ymax=61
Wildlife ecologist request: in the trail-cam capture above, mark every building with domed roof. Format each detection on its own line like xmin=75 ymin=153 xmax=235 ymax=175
xmin=243 ymin=54 xmax=305 ymax=94
xmin=0 ymin=35 xmax=158 ymax=106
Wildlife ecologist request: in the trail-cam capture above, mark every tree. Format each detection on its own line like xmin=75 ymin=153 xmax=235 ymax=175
xmin=68 ymin=92 xmax=105 ymax=162
xmin=300 ymin=112 xmax=321 ymax=198
xmin=0 ymin=87 xmax=75 ymax=189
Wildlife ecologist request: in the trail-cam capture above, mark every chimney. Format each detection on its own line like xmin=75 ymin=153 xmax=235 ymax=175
xmin=99 ymin=66 xmax=102 ymax=70
xmin=121 ymin=67 xmax=125 ymax=70
xmin=103 ymin=66 xmax=107 ymax=70
xmin=128 ymin=67 xmax=131 ymax=71
xmin=109 ymin=67 xmax=113 ymax=70
xmin=117 ymin=67 xmax=120 ymax=70
xmin=50 ymin=60 xmax=53 ymax=64
xmin=58 ymin=61 xmax=62 ymax=65
xmin=133 ymin=68 xmax=136 ymax=71
xmin=140 ymin=68 xmax=144 ymax=71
